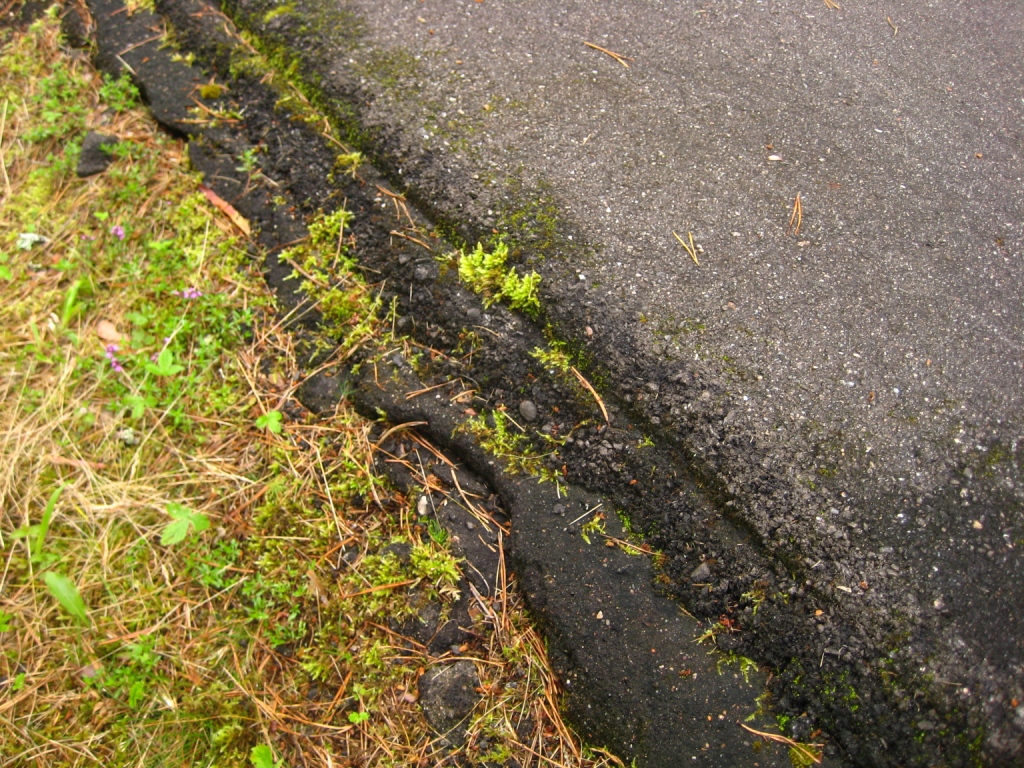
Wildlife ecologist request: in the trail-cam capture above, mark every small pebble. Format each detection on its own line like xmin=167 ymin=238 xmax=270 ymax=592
xmin=519 ymin=400 xmax=538 ymax=422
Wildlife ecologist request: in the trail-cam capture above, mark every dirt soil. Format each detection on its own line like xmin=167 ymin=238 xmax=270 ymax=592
xmin=70 ymin=0 xmax=1024 ymax=765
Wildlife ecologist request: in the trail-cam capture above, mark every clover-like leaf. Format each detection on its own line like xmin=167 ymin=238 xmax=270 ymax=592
xmin=160 ymin=502 xmax=210 ymax=546
xmin=255 ymin=410 xmax=283 ymax=435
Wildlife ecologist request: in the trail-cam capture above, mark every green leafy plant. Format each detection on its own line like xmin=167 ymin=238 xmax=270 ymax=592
xmin=94 ymin=637 xmax=163 ymax=709
xmin=146 ymin=348 xmax=185 ymax=377
xmin=255 ymin=409 xmax=283 ymax=434
xmin=42 ymin=571 xmax=89 ymax=625
xmin=23 ymin=60 xmax=88 ymax=142
xmin=160 ymin=502 xmax=210 ymax=546
xmin=11 ymin=484 xmax=64 ymax=565
xmin=98 ymin=72 xmax=139 ymax=112
xmin=236 ymin=146 xmax=260 ymax=174
xmin=61 ymin=278 xmax=85 ymax=326
xmin=250 ymin=744 xmax=285 ymax=768
xmin=456 ymin=240 xmax=541 ymax=315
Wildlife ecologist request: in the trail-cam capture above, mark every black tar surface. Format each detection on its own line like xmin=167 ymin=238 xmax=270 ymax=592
xmin=46 ymin=0 xmax=1024 ymax=764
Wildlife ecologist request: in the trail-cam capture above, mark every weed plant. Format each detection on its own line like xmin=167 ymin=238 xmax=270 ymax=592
xmin=0 ymin=12 xmax=617 ymax=768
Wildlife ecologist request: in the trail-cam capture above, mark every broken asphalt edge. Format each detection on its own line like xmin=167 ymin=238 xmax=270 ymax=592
xmin=62 ymin=0 xmax=995 ymax=763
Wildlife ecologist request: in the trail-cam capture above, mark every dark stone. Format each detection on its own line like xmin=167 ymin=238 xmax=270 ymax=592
xmin=76 ymin=132 xmax=118 ymax=177
xmin=690 ymin=562 xmax=711 ymax=582
xmin=413 ymin=262 xmax=437 ymax=282
xmin=391 ymin=600 xmax=442 ymax=646
xmin=418 ymin=660 xmax=480 ymax=745
xmin=427 ymin=610 xmax=470 ymax=656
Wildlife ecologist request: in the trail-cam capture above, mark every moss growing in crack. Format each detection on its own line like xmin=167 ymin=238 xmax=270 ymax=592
xmin=461 ymin=409 xmax=563 ymax=488
xmin=455 ymin=239 xmax=541 ymax=316
xmin=280 ymin=207 xmax=386 ymax=353
xmin=223 ymin=0 xmax=373 ymax=151
xmin=530 ymin=339 xmax=572 ymax=375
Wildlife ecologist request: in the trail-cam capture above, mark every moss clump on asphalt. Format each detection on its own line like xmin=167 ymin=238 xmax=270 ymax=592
xmin=456 ymin=239 xmax=541 ymax=316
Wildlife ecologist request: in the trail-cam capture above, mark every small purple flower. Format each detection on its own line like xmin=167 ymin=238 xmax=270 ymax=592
xmin=172 ymin=287 xmax=203 ymax=300
xmin=105 ymin=344 xmax=124 ymax=373
xmin=111 ymin=225 xmax=125 ymax=241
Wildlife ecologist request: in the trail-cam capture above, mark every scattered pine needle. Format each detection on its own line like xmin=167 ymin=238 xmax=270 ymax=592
xmin=583 ymin=41 xmax=634 ymax=69
xmin=672 ymin=230 xmax=701 ymax=266
xmin=824 ymin=0 xmax=841 ymax=10
xmin=199 ymin=183 xmax=251 ymax=235
xmin=786 ymin=192 xmax=803 ymax=236
xmin=375 ymin=184 xmax=417 ymax=229
xmin=570 ymin=366 xmax=609 ymax=425
xmin=337 ymin=579 xmax=418 ymax=601
xmin=739 ymin=724 xmax=824 ymax=764
xmin=390 ymin=229 xmax=433 ymax=251
xmin=887 ymin=16 xmax=899 ymax=36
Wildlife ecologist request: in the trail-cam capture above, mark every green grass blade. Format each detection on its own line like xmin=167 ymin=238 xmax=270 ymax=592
xmin=42 ymin=571 xmax=89 ymax=625
xmin=34 ymin=484 xmax=64 ymax=556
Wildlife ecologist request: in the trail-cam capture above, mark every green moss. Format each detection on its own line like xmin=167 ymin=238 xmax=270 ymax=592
xmin=530 ymin=341 xmax=572 ymax=375
xmin=262 ymin=2 xmax=295 ymax=23
xmin=716 ymin=653 xmax=759 ymax=683
xmin=579 ymin=513 xmax=606 ymax=545
xmin=354 ymin=47 xmax=422 ymax=92
xmin=496 ymin=175 xmax=563 ymax=255
xmin=455 ymin=240 xmax=541 ymax=316
xmin=460 ymin=409 xmax=562 ymax=487
xmin=224 ymin=0 xmax=371 ymax=151
xmin=198 ymin=82 xmax=225 ymax=100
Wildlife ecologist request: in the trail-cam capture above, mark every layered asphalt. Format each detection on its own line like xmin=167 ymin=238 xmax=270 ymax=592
xmin=120 ymin=0 xmax=1022 ymax=763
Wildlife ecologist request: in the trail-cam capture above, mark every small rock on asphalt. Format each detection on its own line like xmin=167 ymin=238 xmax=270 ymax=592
xmin=518 ymin=400 xmax=538 ymax=422
xmin=690 ymin=562 xmax=711 ymax=582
